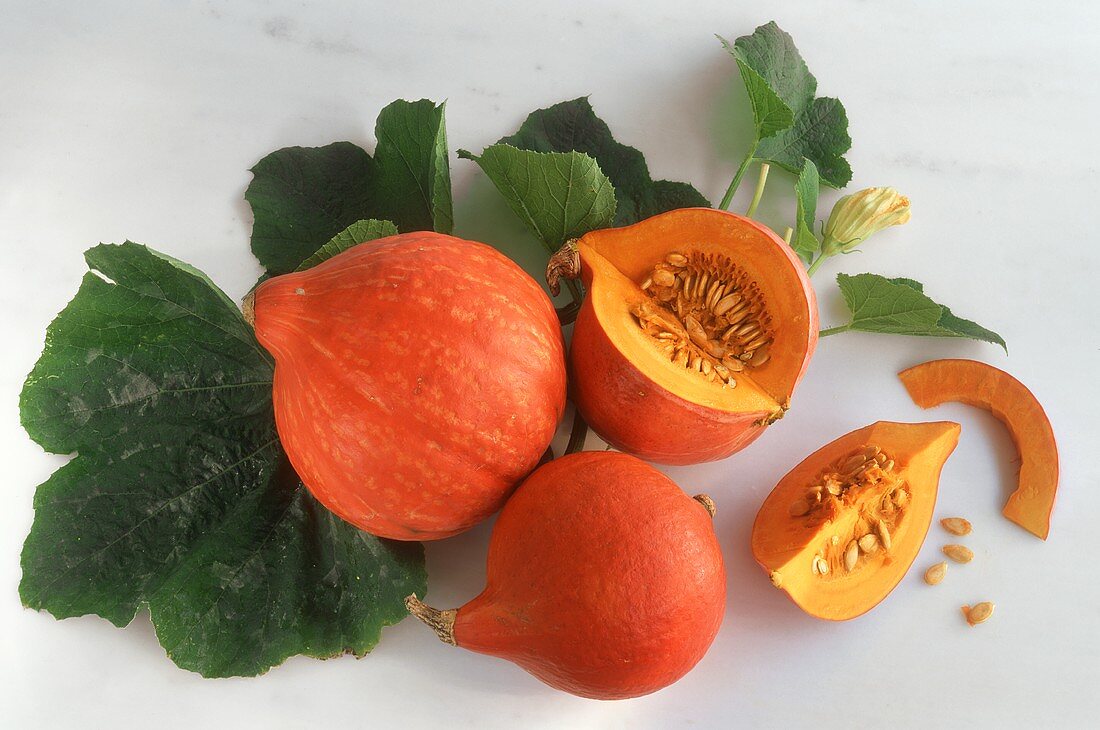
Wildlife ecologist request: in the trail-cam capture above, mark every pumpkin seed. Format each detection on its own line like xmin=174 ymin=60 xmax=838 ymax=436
xmin=769 ymin=570 xmax=783 ymax=588
xmin=788 ymin=499 xmax=810 ymax=517
xmin=924 ymin=562 xmax=947 ymax=585
xmin=858 ymin=534 xmax=879 ymax=553
xmin=964 ymin=601 xmax=994 ymax=626
xmin=665 ymin=252 xmax=688 ymax=267
xmin=844 ymin=541 xmax=859 ymax=572
xmin=876 ymin=521 xmax=892 ymax=550
xmin=940 ymin=517 xmax=972 ymax=536
xmin=814 ymin=556 xmax=829 ymax=575
xmin=652 ymin=269 xmax=676 ymax=287
xmin=942 ymin=544 xmax=973 ymax=563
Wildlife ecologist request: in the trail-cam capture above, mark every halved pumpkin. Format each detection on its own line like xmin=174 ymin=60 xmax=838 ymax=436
xmin=899 ymin=359 xmax=1058 ymax=540
xmin=553 ymin=208 xmax=817 ymax=464
xmin=752 ymin=421 xmax=961 ymax=620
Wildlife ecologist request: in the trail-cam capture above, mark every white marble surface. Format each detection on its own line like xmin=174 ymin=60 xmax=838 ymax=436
xmin=2 ymin=1 xmax=1098 ymax=727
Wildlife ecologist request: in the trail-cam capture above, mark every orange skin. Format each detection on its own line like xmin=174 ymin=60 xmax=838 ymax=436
xmin=253 ymin=232 xmax=567 ymax=540
xmin=567 ymin=209 xmax=818 ymax=465
xmin=452 ymin=452 xmax=726 ymax=700
xmin=899 ymin=359 xmax=1058 ymax=539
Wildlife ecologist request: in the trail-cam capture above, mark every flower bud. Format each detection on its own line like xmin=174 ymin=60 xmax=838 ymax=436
xmin=822 ymin=187 xmax=910 ymax=255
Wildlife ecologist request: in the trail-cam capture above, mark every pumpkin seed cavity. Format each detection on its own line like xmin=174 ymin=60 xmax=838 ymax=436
xmin=631 ymin=251 xmax=773 ymax=388
xmin=791 ymin=445 xmax=910 ymax=580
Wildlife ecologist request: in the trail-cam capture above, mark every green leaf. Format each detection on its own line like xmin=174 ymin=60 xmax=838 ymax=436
xmin=19 ymin=243 xmax=426 ymax=677
xmin=718 ymin=37 xmax=793 ymax=140
xmin=833 ymin=273 xmax=1007 ymax=350
xmin=458 ymin=144 xmax=617 ymax=253
xmin=296 ymin=219 xmax=398 ymax=271
xmin=246 ymin=99 xmax=452 ymax=276
xmin=373 ymin=99 xmax=453 ymax=235
xmin=497 ymin=97 xmax=709 ymax=226
xmin=724 ymin=22 xmax=852 ymax=187
xmin=793 ymin=158 xmax=821 ymax=264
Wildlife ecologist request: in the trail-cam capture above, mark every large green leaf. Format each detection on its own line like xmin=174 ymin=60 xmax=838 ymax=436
xmin=246 ymin=99 xmax=452 ymax=276
xmin=498 ymin=97 xmax=708 ymax=226
xmin=458 ymin=144 xmax=617 ymax=253
xmin=723 ymin=22 xmax=852 ymax=187
xmin=830 ymin=272 xmax=1006 ymax=350
xmin=19 ymin=243 xmax=425 ymax=678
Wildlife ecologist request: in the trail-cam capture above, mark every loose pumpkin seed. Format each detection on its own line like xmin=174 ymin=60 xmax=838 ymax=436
xmin=940 ymin=517 xmax=972 ymax=536
xmin=814 ymin=556 xmax=829 ymax=575
xmin=964 ymin=601 xmax=994 ymax=626
xmin=942 ymin=544 xmax=973 ymax=563
xmin=924 ymin=562 xmax=947 ymax=585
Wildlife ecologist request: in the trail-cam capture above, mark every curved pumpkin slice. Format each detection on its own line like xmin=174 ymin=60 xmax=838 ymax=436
xmin=899 ymin=359 xmax=1058 ymax=540
xmin=560 ymin=208 xmax=817 ymax=464
xmin=752 ymin=421 xmax=961 ymax=620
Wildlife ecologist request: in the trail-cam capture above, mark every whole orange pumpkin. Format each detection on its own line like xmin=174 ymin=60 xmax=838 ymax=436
xmin=251 ymin=232 xmax=567 ymax=540
xmin=406 ymin=451 xmax=726 ymax=699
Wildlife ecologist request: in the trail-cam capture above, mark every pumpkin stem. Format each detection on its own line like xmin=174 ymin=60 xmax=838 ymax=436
xmin=241 ymin=290 xmax=256 ymax=327
xmin=693 ymin=494 xmax=717 ymax=518
xmin=546 ymin=239 xmax=581 ymax=297
xmin=405 ymin=594 xmax=457 ymax=646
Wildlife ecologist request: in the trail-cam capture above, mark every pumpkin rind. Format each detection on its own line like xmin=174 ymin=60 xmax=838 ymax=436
xmin=568 ymin=208 xmax=817 ymax=464
xmin=752 ymin=421 xmax=961 ymax=620
xmin=253 ymin=232 xmax=567 ymax=540
xmin=899 ymin=359 xmax=1058 ymax=540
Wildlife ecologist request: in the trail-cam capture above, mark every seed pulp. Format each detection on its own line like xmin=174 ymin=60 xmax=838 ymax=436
xmin=631 ymin=251 xmax=774 ymax=387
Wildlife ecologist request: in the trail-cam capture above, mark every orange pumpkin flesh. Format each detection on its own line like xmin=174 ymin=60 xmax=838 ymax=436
xmin=252 ymin=232 xmax=567 ymax=541
xmin=752 ymin=421 xmax=961 ymax=620
xmin=406 ymin=452 xmax=726 ymax=700
xmin=899 ymin=359 xmax=1058 ymax=540
xmin=565 ymin=208 xmax=818 ymax=464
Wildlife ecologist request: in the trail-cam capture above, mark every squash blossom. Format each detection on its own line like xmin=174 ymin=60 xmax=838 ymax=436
xmin=821 ymin=187 xmax=911 ymax=256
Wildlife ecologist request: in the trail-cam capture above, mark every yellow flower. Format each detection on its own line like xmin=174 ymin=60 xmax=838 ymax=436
xmin=822 ymin=187 xmax=911 ymax=255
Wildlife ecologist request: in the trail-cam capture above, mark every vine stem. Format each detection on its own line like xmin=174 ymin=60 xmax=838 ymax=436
xmin=563 ymin=278 xmax=583 ymax=308
xmin=745 ymin=163 xmax=770 ymax=219
xmin=564 ymin=411 xmax=589 ymax=455
xmin=782 ymin=227 xmax=793 ymax=244
xmin=718 ymin=142 xmax=758 ymax=211
xmin=806 ymin=255 xmax=827 ymax=278
xmin=818 ymin=324 xmax=852 ymax=337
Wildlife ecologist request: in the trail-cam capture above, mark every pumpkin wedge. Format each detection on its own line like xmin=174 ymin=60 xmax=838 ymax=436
xmin=752 ymin=421 xmax=961 ymax=620
xmin=549 ymin=208 xmax=817 ymax=464
xmin=899 ymin=359 xmax=1058 ymax=539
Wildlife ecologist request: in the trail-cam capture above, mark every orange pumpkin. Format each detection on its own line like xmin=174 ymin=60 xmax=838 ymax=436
xmin=899 ymin=359 xmax=1058 ymax=539
xmin=752 ymin=421 xmax=960 ymax=620
xmin=550 ymin=208 xmax=817 ymax=465
xmin=406 ymin=451 xmax=725 ymax=699
xmin=251 ymin=232 xmax=567 ymax=540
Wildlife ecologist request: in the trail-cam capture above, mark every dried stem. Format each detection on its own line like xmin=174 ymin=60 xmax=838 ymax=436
xmin=241 ymin=291 xmax=256 ymax=326
xmin=405 ymin=594 xmax=457 ymax=646
xmin=693 ymin=494 xmax=717 ymax=518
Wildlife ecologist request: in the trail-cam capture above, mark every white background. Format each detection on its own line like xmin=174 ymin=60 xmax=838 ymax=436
xmin=3 ymin=1 xmax=1098 ymax=727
